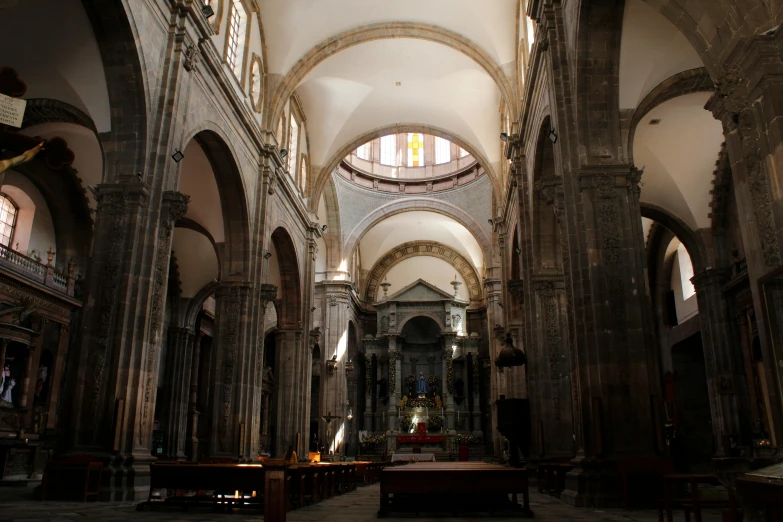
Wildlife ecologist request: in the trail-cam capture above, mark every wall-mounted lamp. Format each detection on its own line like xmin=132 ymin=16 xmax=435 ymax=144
xmin=171 ymin=149 xmax=185 ymax=163
xmin=326 ymin=354 xmax=338 ymax=375
xmin=498 ymin=302 xmax=504 ymax=309
xmin=345 ymin=358 xmax=354 ymax=375
xmin=264 ymin=251 xmax=272 ymax=260
xmin=500 ymin=132 xmax=509 ymax=142
xmin=311 ymin=307 xmax=316 ymax=312
xmin=347 ymin=409 xmax=353 ymax=422
xmin=201 ymin=3 xmax=215 ymax=18
xmin=321 ymin=225 xmax=327 ymax=232
xmin=279 ymin=149 xmax=288 ymax=159
xmin=488 ymin=219 xmax=494 ymax=225
xmin=548 ymin=129 xmax=558 ymax=144
xmin=515 ymin=247 xmax=521 ymax=255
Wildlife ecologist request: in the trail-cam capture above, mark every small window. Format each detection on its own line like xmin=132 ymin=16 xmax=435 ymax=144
xmin=300 ymin=156 xmax=308 ymax=192
xmin=227 ymin=0 xmax=247 ymax=79
xmin=288 ymin=116 xmax=299 ymax=174
xmin=250 ymin=58 xmax=263 ymax=111
xmin=459 ymin=147 xmax=469 ymax=158
xmin=356 ymin=143 xmax=371 ymax=161
xmin=380 ymin=135 xmax=396 ymax=166
xmin=0 ymin=194 xmax=17 ymax=248
xmin=407 ymin=133 xmax=424 ymax=167
xmin=435 ymin=137 xmax=451 ymax=164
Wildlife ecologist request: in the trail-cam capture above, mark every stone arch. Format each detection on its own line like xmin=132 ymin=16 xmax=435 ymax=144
xmin=531 ymin=116 xmax=562 ymax=272
xmin=81 ymin=0 xmax=148 ymax=178
xmin=364 ymin=241 xmax=482 ymax=304
xmin=179 ymin=129 xmax=251 ymax=279
xmin=321 ymin=177 xmax=343 ymax=270
xmin=266 ymin=22 xmax=517 ymax=133
xmin=271 ymin=227 xmax=302 ymax=328
xmin=310 ymin=123 xmax=501 ymax=211
xmin=627 ymin=68 xmax=714 ymax=163
xmin=640 ymin=203 xmax=708 ymax=274
xmin=344 ymin=199 xmax=492 ymax=262
xmin=398 ymin=313 xmax=446 ymax=335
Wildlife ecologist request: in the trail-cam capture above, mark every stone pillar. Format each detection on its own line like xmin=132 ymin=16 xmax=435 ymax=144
xmin=388 ymin=336 xmax=401 ymax=431
xmin=209 ymin=283 xmax=253 ymax=457
xmin=442 ymin=335 xmax=455 ymax=430
xmin=239 ymin=284 xmax=276 ymax=460
xmin=160 ymin=327 xmax=194 ymax=460
xmin=320 ymin=283 xmax=351 ymax=455
xmin=187 ymin=332 xmax=203 ymax=461
xmin=273 ymin=328 xmax=305 ymax=457
xmin=691 ymin=268 xmax=744 ymax=454
xmin=560 ymin=167 xmax=658 ymax=507
xmin=46 ymin=324 xmax=69 ymax=430
xmin=707 ymin=51 xmax=783 ymax=439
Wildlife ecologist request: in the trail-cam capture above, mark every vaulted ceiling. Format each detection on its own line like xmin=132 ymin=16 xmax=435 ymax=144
xmin=260 ymin=0 xmax=519 ymax=190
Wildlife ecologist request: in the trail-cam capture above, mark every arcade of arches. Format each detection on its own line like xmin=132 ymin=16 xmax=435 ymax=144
xmin=0 ymin=0 xmax=781 ymax=513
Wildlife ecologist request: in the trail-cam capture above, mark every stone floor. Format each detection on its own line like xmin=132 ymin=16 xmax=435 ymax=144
xmin=0 ymin=484 xmax=724 ymax=521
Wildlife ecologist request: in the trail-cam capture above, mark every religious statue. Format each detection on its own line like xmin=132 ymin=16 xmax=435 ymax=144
xmin=416 ymin=372 xmax=428 ymax=396
xmin=0 ymin=364 xmax=8 ymax=396
xmin=0 ymin=377 xmax=15 ymax=406
xmin=35 ymin=365 xmax=48 ymax=397
xmin=380 ymin=315 xmax=390 ymax=333
xmin=0 ymin=142 xmax=44 ymax=184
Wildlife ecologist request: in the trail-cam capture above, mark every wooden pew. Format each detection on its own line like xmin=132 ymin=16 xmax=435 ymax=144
xmin=146 ymin=462 xmax=265 ymax=510
xmin=379 ymin=462 xmax=533 ymax=518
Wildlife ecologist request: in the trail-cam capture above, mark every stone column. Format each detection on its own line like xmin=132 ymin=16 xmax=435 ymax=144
xmin=707 ymin=52 xmax=783 ymax=438
xmin=320 ymin=283 xmax=351 ymax=455
xmin=442 ymin=334 xmax=455 ymax=430
xmin=691 ymin=268 xmax=744 ymax=454
xmin=209 ymin=283 xmax=253 ymax=457
xmin=187 ymin=332 xmax=203 ymax=461
xmin=160 ymin=327 xmax=194 ymax=460
xmin=46 ymin=324 xmax=69 ymax=430
xmin=560 ymin=167 xmax=658 ymax=507
xmin=238 ymin=284 xmax=276 ymax=460
xmin=20 ymin=318 xmax=44 ymax=411
xmin=387 ymin=336 xmax=401 ymax=432
xmin=273 ymin=328 xmax=305 ymax=457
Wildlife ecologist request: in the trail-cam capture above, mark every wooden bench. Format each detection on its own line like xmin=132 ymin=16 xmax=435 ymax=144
xmin=379 ymin=462 xmax=533 ymax=518
xmin=146 ymin=462 xmax=265 ymax=510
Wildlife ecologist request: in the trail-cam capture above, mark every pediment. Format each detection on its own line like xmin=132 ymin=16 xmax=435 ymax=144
xmin=386 ymin=279 xmax=455 ymax=302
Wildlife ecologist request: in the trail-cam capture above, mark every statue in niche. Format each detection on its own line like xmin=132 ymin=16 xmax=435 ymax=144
xmin=416 ymin=372 xmax=428 ymax=396
xmin=380 ymin=315 xmax=390 ymax=333
xmin=452 ymin=314 xmax=462 ymax=330
xmin=35 ymin=365 xmax=48 ymax=397
xmin=0 ymin=378 xmax=15 ymax=406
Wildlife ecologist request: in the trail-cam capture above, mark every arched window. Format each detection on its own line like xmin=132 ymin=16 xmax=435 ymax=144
xmin=380 ymin=135 xmax=396 ymax=166
xmin=250 ymin=57 xmax=263 ymax=112
xmin=227 ymin=0 xmax=247 ymax=79
xmin=0 ymin=194 xmax=18 ymax=248
xmin=407 ymin=133 xmax=424 ymax=167
xmin=300 ymin=156 xmax=308 ymax=192
xmin=356 ymin=143 xmax=370 ymax=161
xmin=677 ymin=243 xmax=695 ymax=299
xmin=435 ymin=137 xmax=451 ymax=164
xmin=288 ymin=116 xmax=299 ymax=174
xmin=459 ymin=147 xmax=469 ymax=158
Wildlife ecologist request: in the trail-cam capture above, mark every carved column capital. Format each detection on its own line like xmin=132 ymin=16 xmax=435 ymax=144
xmin=690 ymin=268 xmax=732 ymax=292
xmin=258 ymin=284 xmax=277 ymax=305
xmin=507 ymin=279 xmax=525 ymax=302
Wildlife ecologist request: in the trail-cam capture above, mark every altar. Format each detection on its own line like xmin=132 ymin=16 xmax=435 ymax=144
xmin=391 ymin=453 xmax=436 ymax=462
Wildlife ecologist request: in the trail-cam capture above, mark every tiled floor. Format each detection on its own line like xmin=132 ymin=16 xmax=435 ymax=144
xmin=0 ymin=484 xmax=724 ymax=521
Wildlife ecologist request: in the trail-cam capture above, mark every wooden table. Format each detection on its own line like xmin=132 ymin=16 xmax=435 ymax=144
xmin=379 ymin=462 xmax=532 ymax=518
xmin=735 ymin=473 xmax=782 ymax=521
xmin=660 ymin=473 xmax=736 ymax=522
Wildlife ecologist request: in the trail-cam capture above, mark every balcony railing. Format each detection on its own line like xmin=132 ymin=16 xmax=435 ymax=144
xmin=0 ymin=243 xmax=76 ymax=297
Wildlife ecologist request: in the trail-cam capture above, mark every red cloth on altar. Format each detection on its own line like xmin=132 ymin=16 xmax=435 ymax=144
xmin=417 ymin=422 xmax=427 ymax=435
xmin=397 ymin=435 xmax=444 ymax=443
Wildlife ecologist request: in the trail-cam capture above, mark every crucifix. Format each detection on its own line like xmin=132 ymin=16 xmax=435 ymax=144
xmin=0 ymin=67 xmax=75 ymax=182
